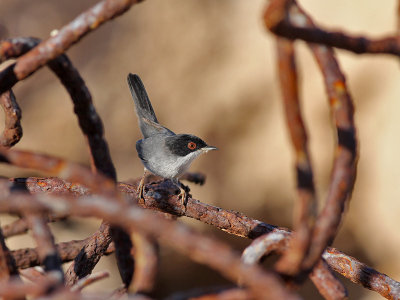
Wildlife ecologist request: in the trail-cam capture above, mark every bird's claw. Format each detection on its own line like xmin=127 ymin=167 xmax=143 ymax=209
xmin=137 ymin=178 xmax=146 ymax=204
xmin=178 ymin=183 xmax=191 ymax=208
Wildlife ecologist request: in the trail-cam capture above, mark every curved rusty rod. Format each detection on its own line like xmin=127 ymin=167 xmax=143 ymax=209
xmin=0 ymin=37 xmax=135 ymax=286
xmin=265 ymin=0 xmax=358 ymax=275
xmin=0 ymin=183 xmax=300 ymax=299
xmin=0 ymin=37 xmax=116 ymax=179
xmin=0 ymin=90 xmax=22 ymax=148
xmin=323 ymin=248 xmax=400 ymax=299
xmin=20 ymin=176 xmax=400 ymax=300
xmin=11 ymin=239 xmax=115 ymax=270
xmin=0 ymin=227 xmax=21 ymax=283
xmin=242 ymin=233 xmax=348 ymax=300
xmin=274 ymin=38 xmax=317 ymax=277
xmin=264 ymin=0 xmax=400 ymax=57
xmin=0 ymin=0 xmax=142 ymax=95
xmin=23 ymin=213 xmax=64 ymax=282
xmin=129 ymin=232 xmax=158 ymax=294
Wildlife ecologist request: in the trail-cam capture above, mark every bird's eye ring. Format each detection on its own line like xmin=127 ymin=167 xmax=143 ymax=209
xmin=188 ymin=142 xmax=197 ymax=150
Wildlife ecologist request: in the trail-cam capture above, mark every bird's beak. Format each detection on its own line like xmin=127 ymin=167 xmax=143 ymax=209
xmin=202 ymin=146 xmax=218 ymax=152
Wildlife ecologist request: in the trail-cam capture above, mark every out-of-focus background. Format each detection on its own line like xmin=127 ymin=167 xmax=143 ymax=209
xmin=0 ymin=0 xmax=399 ymax=299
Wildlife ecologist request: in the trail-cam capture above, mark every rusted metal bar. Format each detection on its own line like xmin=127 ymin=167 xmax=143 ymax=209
xmin=0 ymin=190 xmax=300 ymax=300
xmin=0 ymin=37 xmax=133 ymax=286
xmin=242 ymin=233 xmax=347 ymax=300
xmin=11 ymin=239 xmax=115 ymax=270
xmin=310 ymin=260 xmax=348 ymax=300
xmin=0 ymin=90 xmax=22 ymax=148
xmin=0 ymin=273 xmax=61 ymax=299
xmin=64 ymin=222 xmax=112 ymax=286
xmin=7 ymin=176 xmax=400 ymax=299
xmin=0 ymin=37 xmax=116 ymax=180
xmin=2 ymin=214 xmax=67 ymax=238
xmin=264 ymin=0 xmax=400 ymax=56
xmin=22 ymin=176 xmax=279 ymax=239
xmin=323 ymin=248 xmax=400 ymax=299
xmin=3 ymin=218 xmax=32 ymax=238
xmin=0 ymin=147 xmax=133 ymax=285
xmin=0 ymin=148 xmax=115 ymax=195
xmin=24 ymin=214 xmax=63 ymax=281
xmin=71 ymin=271 xmax=110 ymax=292
xmin=19 ymin=267 xmax=46 ymax=282
xmin=0 ymin=226 xmax=19 ymax=281
xmin=274 ymin=37 xmax=317 ymax=277
xmin=130 ymin=233 xmax=158 ymax=293
xmin=0 ymin=0 xmax=142 ymax=95
xmin=241 ymin=231 xmax=290 ymax=265
xmin=264 ymin=0 xmax=358 ymax=274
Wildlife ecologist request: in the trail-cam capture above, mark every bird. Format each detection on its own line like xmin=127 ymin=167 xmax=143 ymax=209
xmin=127 ymin=73 xmax=217 ymax=205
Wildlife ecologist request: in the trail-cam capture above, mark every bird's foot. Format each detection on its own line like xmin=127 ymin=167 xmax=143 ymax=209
xmin=177 ymin=182 xmax=191 ymax=208
xmin=137 ymin=176 xmax=146 ymax=204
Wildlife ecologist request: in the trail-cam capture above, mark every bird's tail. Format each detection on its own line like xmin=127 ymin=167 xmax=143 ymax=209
xmin=127 ymin=73 xmax=158 ymax=124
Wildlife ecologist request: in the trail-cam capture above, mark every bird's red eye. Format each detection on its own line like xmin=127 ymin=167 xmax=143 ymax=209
xmin=188 ymin=142 xmax=197 ymax=150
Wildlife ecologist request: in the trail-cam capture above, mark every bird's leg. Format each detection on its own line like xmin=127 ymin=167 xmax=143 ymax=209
xmin=137 ymin=169 xmax=148 ymax=203
xmin=173 ymin=179 xmax=190 ymax=207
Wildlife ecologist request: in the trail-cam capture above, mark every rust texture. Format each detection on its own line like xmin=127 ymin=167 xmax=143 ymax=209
xmin=23 ymin=177 xmax=279 ymax=239
xmin=310 ymin=260 xmax=348 ymax=300
xmin=0 ymin=0 xmax=397 ymax=299
xmin=274 ymin=37 xmax=317 ymax=277
xmin=0 ymin=0 xmax=140 ymax=93
xmin=0 ymin=34 xmax=132 ymax=288
xmin=264 ymin=0 xmax=400 ymax=57
xmin=0 ymin=172 xmax=300 ymax=300
xmin=2 ymin=214 xmax=67 ymax=238
xmin=11 ymin=239 xmax=115 ymax=270
xmin=0 ymin=34 xmax=133 ymax=285
xmin=130 ymin=232 xmax=158 ymax=293
xmin=0 ymin=227 xmax=20 ymax=281
xmin=323 ymin=248 xmax=400 ymax=299
xmin=264 ymin=0 xmax=358 ymax=278
xmin=64 ymin=222 xmax=113 ymax=286
xmin=70 ymin=271 xmax=110 ymax=292
xmin=241 ymin=232 xmax=347 ymax=300
xmin=8 ymin=176 xmax=400 ymax=299
xmin=24 ymin=214 xmax=63 ymax=280
xmin=0 ymin=274 xmax=61 ymax=299
xmin=0 ymin=37 xmax=117 ymax=181
xmin=0 ymin=90 xmax=22 ymax=148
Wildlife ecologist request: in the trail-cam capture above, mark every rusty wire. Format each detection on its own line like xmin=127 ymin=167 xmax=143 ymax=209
xmin=241 ymin=232 xmax=347 ymax=300
xmin=0 ymin=0 xmax=142 ymax=94
xmin=264 ymin=0 xmax=400 ymax=57
xmin=264 ymin=0 xmax=358 ymax=282
xmin=24 ymin=213 xmax=64 ymax=282
xmin=0 ymin=149 xmax=300 ymax=300
xmin=0 ymin=89 xmax=22 ymax=147
xmin=274 ymin=37 xmax=317 ymax=277
xmin=0 ymin=0 xmax=398 ymax=299
xmin=0 ymin=36 xmax=136 ymax=286
xmin=2 ymin=213 xmax=67 ymax=238
xmin=5 ymin=176 xmax=400 ymax=299
xmin=11 ymin=239 xmax=114 ymax=270
xmin=0 ymin=226 xmax=19 ymax=281
xmin=323 ymin=248 xmax=400 ymax=299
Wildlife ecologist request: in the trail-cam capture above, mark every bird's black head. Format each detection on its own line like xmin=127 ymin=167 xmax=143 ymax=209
xmin=165 ymin=134 xmax=209 ymax=157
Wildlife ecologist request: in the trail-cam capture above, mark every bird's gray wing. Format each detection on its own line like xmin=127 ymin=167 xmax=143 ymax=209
xmin=127 ymin=73 xmax=174 ymax=138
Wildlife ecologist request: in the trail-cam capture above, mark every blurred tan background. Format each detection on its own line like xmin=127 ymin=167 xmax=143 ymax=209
xmin=0 ymin=0 xmax=399 ymax=299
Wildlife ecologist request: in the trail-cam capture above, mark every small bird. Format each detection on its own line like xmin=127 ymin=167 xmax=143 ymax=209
xmin=127 ymin=73 xmax=217 ymax=205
